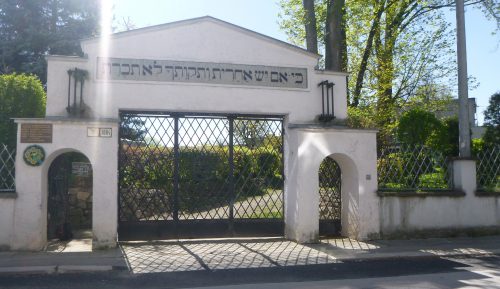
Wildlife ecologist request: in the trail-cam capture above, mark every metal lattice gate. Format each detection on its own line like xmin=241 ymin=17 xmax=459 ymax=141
xmin=319 ymin=157 xmax=342 ymax=236
xmin=118 ymin=112 xmax=284 ymax=240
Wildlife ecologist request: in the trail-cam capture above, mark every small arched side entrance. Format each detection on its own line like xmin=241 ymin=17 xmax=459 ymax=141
xmin=318 ymin=156 xmax=342 ymax=237
xmin=47 ymin=152 xmax=93 ymax=243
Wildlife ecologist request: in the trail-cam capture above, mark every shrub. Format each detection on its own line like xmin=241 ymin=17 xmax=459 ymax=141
xmin=397 ymin=109 xmax=442 ymax=146
xmin=0 ymin=74 xmax=46 ymax=147
xmin=119 ymin=143 xmax=283 ymax=215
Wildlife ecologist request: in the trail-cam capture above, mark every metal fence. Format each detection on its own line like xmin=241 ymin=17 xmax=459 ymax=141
xmin=118 ymin=112 xmax=284 ymax=239
xmin=0 ymin=144 xmax=16 ymax=192
xmin=475 ymin=145 xmax=500 ymax=192
xmin=378 ymin=144 xmax=452 ymax=191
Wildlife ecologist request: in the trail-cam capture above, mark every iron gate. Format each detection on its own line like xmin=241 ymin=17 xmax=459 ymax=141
xmin=118 ymin=111 xmax=284 ymax=240
xmin=319 ymin=157 xmax=342 ymax=236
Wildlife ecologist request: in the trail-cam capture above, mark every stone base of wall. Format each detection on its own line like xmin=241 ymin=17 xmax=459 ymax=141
xmin=381 ymin=226 xmax=500 ymax=240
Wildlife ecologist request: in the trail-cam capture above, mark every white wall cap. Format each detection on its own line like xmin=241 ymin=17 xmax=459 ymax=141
xmin=288 ymin=123 xmax=378 ymax=133
xmin=13 ymin=117 xmax=119 ymax=125
xmin=45 ymin=55 xmax=88 ymax=62
xmin=314 ymin=69 xmax=349 ymax=77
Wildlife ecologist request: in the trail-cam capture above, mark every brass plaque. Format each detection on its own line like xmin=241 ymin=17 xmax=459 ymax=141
xmin=20 ymin=124 xmax=53 ymax=143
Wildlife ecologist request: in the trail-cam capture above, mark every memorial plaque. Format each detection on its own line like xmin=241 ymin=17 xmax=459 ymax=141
xmin=20 ymin=124 xmax=53 ymax=143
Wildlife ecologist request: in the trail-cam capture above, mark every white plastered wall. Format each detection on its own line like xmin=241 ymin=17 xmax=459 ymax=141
xmin=380 ymin=160 xmax=500 ymax=234
xmin=12 ymin=119 xmax=118 ymax=250
xmin=285 ymin=126 xmax=379 ymax=242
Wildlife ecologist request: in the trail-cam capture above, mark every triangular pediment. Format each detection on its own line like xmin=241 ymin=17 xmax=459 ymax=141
xmin=81 ymin=16 xmax=319 ymax=67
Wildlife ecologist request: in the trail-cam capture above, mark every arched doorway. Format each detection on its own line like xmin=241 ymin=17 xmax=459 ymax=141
xmin=319 ymin=156 xmax=342 ymax=237
xmin=47 ymin=152 xmax=93 ymax=243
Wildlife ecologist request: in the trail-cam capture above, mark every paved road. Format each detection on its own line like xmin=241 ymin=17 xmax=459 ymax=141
xmin=1 ymin=254 xmax=499 ymax=288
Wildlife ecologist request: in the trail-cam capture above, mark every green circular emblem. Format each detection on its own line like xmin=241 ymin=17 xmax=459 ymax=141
xmin=23 ymin=145 xmax=45 ymax=166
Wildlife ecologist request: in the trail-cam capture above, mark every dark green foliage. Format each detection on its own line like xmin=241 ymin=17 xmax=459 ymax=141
xmin=0 ymin=74 xmax=46 ymax=147
xmin=120 ymin=144 xmax=282 ymax=218
xmin=119 ymin=116 xmax=148 ymax=142
xmin=0 ymin=0 xmax=100 ymax=83
xmin=378 ymin=149 xmax=449 ymax=191
xmin=379 ymin=108 xmax=457 ymax=190
xmin=483 ymin=92 xmax=500 ymax=147
xmin=397 ymin=109 xmax=441 ymax=146
xmin=397 ymin=108 xmax=459 ymax=157
xmin=428 ymin=117 xmax=459 ymax=157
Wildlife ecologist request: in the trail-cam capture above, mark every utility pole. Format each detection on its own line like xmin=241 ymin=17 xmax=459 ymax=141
xmin=456 ymin=0 xmax=471 ymax=157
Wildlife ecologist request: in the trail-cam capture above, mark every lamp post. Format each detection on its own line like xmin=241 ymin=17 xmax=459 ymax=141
xmin=456 ymin=0 xmax=471 ymax=157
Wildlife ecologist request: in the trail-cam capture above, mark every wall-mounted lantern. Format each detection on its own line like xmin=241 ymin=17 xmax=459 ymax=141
xmin=318 ymin=80 xmax=335 ymax=122
xmin=66 ymin=68 xmax=88 ymax=116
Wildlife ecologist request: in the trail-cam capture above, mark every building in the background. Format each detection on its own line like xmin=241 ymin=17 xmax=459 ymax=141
xmin=435 ymin=98 xmax=486 ymax=139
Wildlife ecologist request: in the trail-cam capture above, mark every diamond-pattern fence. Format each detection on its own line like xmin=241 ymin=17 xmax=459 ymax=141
xmin=318 ymin=157 xmax=342 ymax=236
xmin=378 ymin=144 xmax=452 ymax=191
xmin=118 ymin=112 xmax=283 ymax=238
xmin=319 ymin=157 xmax=341 ymax=221
xmin=475 ymin=145 xmax=500 ymax=192
xmin=0 ymin=144 xmax=15 ymax=192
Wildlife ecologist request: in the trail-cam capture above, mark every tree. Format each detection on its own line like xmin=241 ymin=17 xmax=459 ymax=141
xmin=324 ymin=0 xmax=347 ymax=71
xmin=0 ymin=74 xmax=46 ymax=147
xmin=278 ymin=0 xmax=498 ymax=146
xmin=483 ymin=92 xmax=500 ymax=147
xmin=280 ymin=0 xmax=347 ymax=71
xmin=119 ymin=116 xmax=147 ymax=142
xmin=0 ymin=0 xmax=100 ymax=83
xmin=428 ymin=117 xmax=459 ymax=156
xmin=234 ymin=120 xmax=275 ymax=149
xmin=397 ymin=108 xmax=442 ymax=146
xmin=302 ymin=0 xmax=318 ymax=54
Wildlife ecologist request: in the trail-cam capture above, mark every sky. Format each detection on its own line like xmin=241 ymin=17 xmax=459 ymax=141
xmin=111 ymin=0 xmax=500 ymax=125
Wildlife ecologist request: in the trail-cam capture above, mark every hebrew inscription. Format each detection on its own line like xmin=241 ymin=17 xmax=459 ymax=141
xmin=96 ymin=57 xmax=308 ymax=89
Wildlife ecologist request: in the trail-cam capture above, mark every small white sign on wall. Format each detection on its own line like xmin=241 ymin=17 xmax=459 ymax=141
xmin=87 ymin=127 xmax=99 ymax=137
xmin=99 ymin=128 xmax=112 ymax=137
xmin=87 ymin=127 xmax=112 ymax=138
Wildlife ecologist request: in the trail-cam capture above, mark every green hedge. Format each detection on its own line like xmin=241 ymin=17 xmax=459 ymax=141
xmin=119 ymin=144 xmax=282 ymax=218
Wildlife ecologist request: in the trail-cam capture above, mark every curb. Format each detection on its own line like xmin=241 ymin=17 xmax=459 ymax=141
xmin=0 ymin=265 xmax=128 ymax=275
xmin=331 ymin=250 xmax=500 ymax=263
xmin=0 ymin=249 xmax=497 ymax=275
xmin=0 ymin=266 xmax=56 ymax=275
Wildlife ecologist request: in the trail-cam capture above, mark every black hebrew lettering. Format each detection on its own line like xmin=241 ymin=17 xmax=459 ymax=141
xmin=294 ymin=72 xmax=304 ymax=84
xmin=165 ymin=66 xmax=174 ymax=80
xmin=174 ymin=66 xmax=183 ymax=79
xmin=212 ymin=68 xmax=222 ymax=80
xmin=153 ymin=61 xmax=162 ymax=74
xmin=279 ymin=72 xmax=288 ymax=83
xmin=187 ymin=67 xmax=197 ymax=80
xmin=243 ymin=70 xmax=252 ymax=81
xmin=97 ymin=57 xmax=307 ymax=88
xmin=224 ymin=68 xmax=234 ymax=80
xmin=255 ymin=70 xmax=267 ymax=81
xmin=131 ymin=64 xmax=140 ymax=75
xmin=196 ymin=67 xmax=207 ymax=79
xmin=121 ymin=64 xmax=130 ymax=75
xmin=142 ymin=65 xmax=153 ymax=76
xmin=270 ymin=71 xmax=279 ymax=83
